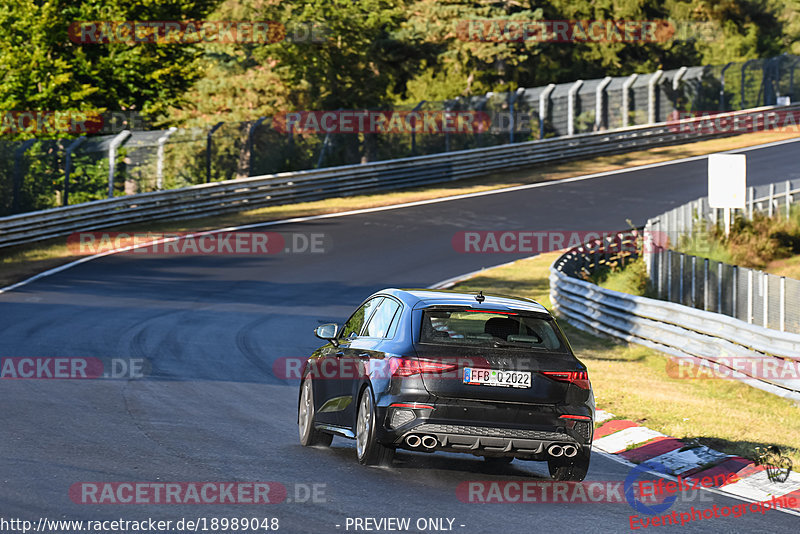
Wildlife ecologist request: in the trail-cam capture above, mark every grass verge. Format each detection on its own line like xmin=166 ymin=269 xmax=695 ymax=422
xmin=451 ymin=251 xmax=800 ymax=470
xmin=3 ymin=130 xmax=800 ymax=288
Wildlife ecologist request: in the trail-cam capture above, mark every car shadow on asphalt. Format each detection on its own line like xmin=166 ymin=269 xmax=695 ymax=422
xmin=321 ymin=443 xmax=551 ymax=479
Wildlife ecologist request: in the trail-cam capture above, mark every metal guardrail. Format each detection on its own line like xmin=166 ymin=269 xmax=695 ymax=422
xmin=550 ymin=231 xmax=800 ymax=403
xmin=644 ymin=180 xmax=800 ymax=333
xmin=2 ymin=104 xmax=800 ymax=249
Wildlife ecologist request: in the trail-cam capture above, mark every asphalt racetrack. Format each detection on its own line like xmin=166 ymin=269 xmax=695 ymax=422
xmin=2 ymin=139 xmax=800 ymax=533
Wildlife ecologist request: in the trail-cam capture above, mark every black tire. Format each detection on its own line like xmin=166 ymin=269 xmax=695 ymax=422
xmin=355 ymin=387 xmax=394 ymax=466
xmin=298 ymin=376 xmax=333 ymax=447
xmin=548 ymin=451 xmax=590 ymax=482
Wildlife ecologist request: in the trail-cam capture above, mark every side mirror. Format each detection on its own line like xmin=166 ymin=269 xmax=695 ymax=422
xmin=315 ymin=323 xmax=339 ymax=345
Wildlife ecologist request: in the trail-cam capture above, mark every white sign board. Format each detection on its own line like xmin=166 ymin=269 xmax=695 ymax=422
xmin=777 ymin=95 xmax=791 ymax=106
xmin=708 ymin=154 xmax=746 ymax=209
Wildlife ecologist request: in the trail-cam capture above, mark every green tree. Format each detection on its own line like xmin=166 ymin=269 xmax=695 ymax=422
xmin=0 ymin=0 xmax=220 ymax=135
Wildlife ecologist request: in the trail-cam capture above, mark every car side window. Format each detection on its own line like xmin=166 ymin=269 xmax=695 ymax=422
xmin=362 ymin=298 xmax=401 ymax=338
xmin=339 ymin=297 xmax=383 ymax=340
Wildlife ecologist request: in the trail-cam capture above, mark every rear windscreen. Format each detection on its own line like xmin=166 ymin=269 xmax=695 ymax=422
xmin=420 ymin=309 xmax=565 ymax=351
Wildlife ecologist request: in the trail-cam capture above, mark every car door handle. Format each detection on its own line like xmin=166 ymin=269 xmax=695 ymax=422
xmin=358 ymin=353 xmax=370 ymax=358
xmin=334 ymin=351 xmax=345 ymax=358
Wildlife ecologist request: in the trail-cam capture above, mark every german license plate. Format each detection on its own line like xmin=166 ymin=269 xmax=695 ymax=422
xmin=463 ymin=368 xmax=531 ymax=388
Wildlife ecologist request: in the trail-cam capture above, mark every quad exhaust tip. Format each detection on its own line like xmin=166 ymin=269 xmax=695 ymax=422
xmin=563 ymin=445 xmax=578 ymax=457
xmin=548 ymin=444 xmax=564 ymax=457
xmin=405 ymin=435 xmax=421 ymax=448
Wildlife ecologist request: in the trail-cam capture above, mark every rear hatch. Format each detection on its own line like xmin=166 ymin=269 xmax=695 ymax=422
xmin=413 ymin=307 xmax=587 ymax=404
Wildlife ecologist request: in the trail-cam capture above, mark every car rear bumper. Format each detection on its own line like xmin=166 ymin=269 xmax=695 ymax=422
xmin=375 ymin=397 xmax=593 ymax=460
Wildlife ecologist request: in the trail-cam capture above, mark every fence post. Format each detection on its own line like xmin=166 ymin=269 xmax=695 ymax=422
xmin=622 ymin=74 xmax=638 ymax=128
xmin=509 ymin=90 xmax=523 ymax=144
xmin=679 ymin=253 xmax=685 ymax=304
xmin=732 ymin=266 xmax=738 ymax=319
xmin=748 ymin=186 xmax=754 ymax=219
xmin=63 ymin=136 xmax=86 ymax=206
xmin=246 ymin=117 xmax=266 ymax=177
xmin=206 ymin=121 xmax=224 ymax=183
xmin=567 ymin=80 xmax=583 ymax=136
xmin=11 ymin=139 xmax=36 ymax=212
xmin=719 ymin=62 xmax=734 ymax=111
xmin=539 ymin=84 xmax=555 ymax=139
xmin=156 ymin=127 xmax=177 ymax=190
xmin=763 ymin=272 xmax=769 ymax=328
xmin=741 ymin=59 xmax=757 ymax=108
xmin=410 ymin=100 xmax=426 ymax=155
xmin=717 ymin=262 xmax=723 ymax=314
xmin=768 ymin=183 xmax=775 ymax=217
xmin=108 ymin=130 xmax=131 ymax=198
xmin=786 ymin=180 xmax=792 ymax=218
xmin=691 ymin=255 xmax=697 ymax=307
xmin=780 ymin=276 xmax=786 ymax=332
xmin=747 ymin=269 xmax=754 ymax=324
xmin=647 ymin=70 xmax=663 ymax=124
xmin=667 ymin=249 xmax=673 ymax=302
xmin=673 ymin=66 xmax=688 ymax=91
xmin=595 ymin=76 xmax=612 ymax=130
xmin=703 ymin=258 xmax=709 ymax=311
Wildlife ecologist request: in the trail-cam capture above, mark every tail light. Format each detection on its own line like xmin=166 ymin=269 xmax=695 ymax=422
xmin=390 ymin=358 xmax=459 ymax=377
xmin=542 ymin=370 xmax=591 ymax=389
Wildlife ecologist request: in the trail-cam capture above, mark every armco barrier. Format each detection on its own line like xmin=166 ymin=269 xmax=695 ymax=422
xmin=549 ymin=233 xmax=800 ymax=403
xmin=2 ymin=104 xmax=800 ymax=249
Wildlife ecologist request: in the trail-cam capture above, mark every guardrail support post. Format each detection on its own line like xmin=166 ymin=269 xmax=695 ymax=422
xmin=63 ymin=136 xmax=86 ymax=206
xmin=539 ymin=84 xmax=555 ymax=139
xmin=206 ymin=121 xmax=224 ymax=183
xmin=648 ymin=70 xmax=664 ymax=124
xmin=595 ymin=77 xmax=612 ymax=131
xmin=156 ymin=127 xmax=177 ymax=189
xmin=108 ymin=130 xmax=131 ymax=198
xmin=567 ymin=80 xmax=583 ymax=136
